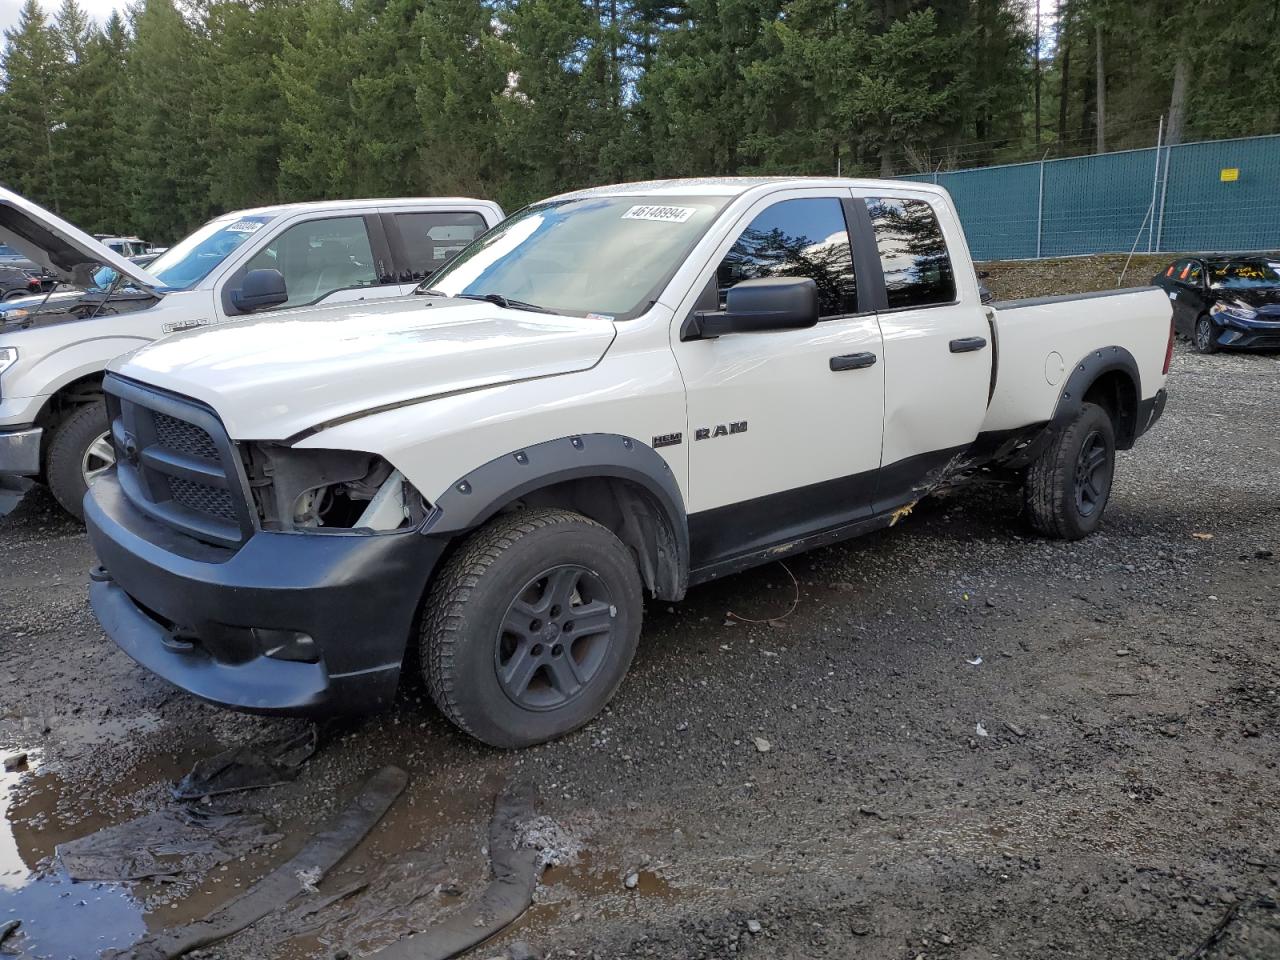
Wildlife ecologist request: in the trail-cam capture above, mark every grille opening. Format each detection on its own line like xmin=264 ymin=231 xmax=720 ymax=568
xmin=153 ymin=411 xmax=221 ymax=461
xmin=167 ymin=475 xmax=238 ymax=522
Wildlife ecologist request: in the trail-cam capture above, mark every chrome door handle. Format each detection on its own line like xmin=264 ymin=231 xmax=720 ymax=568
xmin=949 ymin=337 xmax=987 ymax=353
xmin=830 ymin=352 xmax=877 ymax=371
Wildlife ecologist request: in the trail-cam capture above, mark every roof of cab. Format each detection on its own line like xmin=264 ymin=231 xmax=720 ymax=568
xmin=549 ymin=176 xmax=950 ymax=202
xmin=213 ymin=197 xmax=500 ymax=221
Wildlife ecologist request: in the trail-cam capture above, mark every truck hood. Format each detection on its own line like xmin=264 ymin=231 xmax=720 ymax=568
xmin=0 ymin=185 xmax=162 ymax=290
xmin=111 ymin=296 xmax=618 ymax=440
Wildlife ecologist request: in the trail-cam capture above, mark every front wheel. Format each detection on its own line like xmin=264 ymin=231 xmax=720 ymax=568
xmin=1025 ymin=402 xmax=1116 ymax=540
xmin=46 ymin=400 xmax=113 ymax=521
xmin=1193 ymin=315 xmax=1220 ymax=354
xmin=420 ymin=507 xmax=643 ymax=748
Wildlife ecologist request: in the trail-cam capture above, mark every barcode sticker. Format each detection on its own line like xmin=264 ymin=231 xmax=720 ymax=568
xmin=622 ymin=205 xmax=696 ymax=224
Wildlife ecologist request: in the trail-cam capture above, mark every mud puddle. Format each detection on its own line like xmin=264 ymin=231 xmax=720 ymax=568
xmin=0 ymin=749 xmax=145 ymax=957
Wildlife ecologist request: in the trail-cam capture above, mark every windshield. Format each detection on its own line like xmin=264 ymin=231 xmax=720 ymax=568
xmin=1209 ymin=261 xmax=1280 ymax=289
xmin=424 ymin=195 xmax=731 ymax=319
xmin=144 ymin=214 xmax=274 ymax=291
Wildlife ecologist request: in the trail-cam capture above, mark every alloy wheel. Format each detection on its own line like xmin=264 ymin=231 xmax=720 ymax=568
xmin=81 ymin=431 xmax=116 ymax=485
xmin=1073 ymin=429 xmax=1111 ymax=518
xmin=495 ymin=564 xmax=617 ymax=711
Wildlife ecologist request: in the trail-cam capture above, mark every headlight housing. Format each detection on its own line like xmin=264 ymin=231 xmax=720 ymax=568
xmin=1210 ymin=302 xmax=1258 ymax=323
xmin=241 ymin=444 xmax=428 ymax=533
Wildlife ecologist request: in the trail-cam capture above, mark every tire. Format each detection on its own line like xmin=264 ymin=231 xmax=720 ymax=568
xmin=1024 ymin=401 xmax=1116 ymax=541
xmin=45 ymin=400 xmax=113 ymax=521
xmin=420 ymin=507 xmax=643 ymax=748
xmin=3 ymin=289 xmax=30 ymax=301
xmin=1193 ymin=314 xmax=1220 ymax=354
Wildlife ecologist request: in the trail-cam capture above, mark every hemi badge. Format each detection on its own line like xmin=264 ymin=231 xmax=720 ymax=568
xmin=652 ymin=432 xmax=683 ymax=448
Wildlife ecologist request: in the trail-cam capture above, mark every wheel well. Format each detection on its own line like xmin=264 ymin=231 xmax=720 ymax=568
xmin=33 ymin=373 xmax=105 ymax=474
xmin=489 ymin=476 xmax=687 ymax=602
xmin=1083 ymin=370 xmax=1138 ymax=449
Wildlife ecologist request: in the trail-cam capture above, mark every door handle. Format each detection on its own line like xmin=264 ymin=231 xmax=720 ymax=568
xmin=830 ymin=352 xmax=877 ymax=371
xmin=949 ymin=336 xmax=987 ymax=353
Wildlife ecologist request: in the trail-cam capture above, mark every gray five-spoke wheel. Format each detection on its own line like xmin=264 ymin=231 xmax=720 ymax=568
xmin=1073 ymin=429 xmax=1111 ymax=518
xmin=496 ymin=564 xmax=616 ymax=711
xmin=81 ymin=430 xmax=115 ymax=485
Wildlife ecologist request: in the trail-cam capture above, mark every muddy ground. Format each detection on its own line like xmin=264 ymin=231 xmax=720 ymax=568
xmin=1 ymin=335 xmax=1279 ymax=958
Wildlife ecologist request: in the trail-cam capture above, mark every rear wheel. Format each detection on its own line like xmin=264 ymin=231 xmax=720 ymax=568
xmin=1193 ymin=315 xmax=1220 ymax=354
xmin=45 ymin=400 xmax=113 ymax=521
xmin=1025 ymin=402 xmax=1116 ymax=540
xmin=420 ymin=507 xmax=643 ymax=748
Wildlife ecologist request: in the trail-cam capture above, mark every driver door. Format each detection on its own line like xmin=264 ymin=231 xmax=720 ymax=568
xmin=672 ymin=190 xmax=886 ymax=571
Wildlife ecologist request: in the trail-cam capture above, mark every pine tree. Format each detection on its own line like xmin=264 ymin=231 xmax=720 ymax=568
xmin=53 ymin=0 xmax=115 ymax=229
xmin=0 ymin=0 xmax=67 ymax=211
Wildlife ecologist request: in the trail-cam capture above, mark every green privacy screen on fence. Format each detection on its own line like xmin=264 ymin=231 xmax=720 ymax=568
xmin=900 ymin=133 xmax=1280 ymax=261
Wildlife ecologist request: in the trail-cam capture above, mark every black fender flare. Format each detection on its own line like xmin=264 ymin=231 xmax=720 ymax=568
xmin=422 ymin=433 xmax=690 ymax=597
xmin=1051 ymin=345 xmax=1142 ymax=448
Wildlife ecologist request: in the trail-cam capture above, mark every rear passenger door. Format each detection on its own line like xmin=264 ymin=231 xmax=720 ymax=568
xmin=381 ymin=209 xmax=493 ymax=293
xmin=855 ymin=194 xmax=992 ymax=514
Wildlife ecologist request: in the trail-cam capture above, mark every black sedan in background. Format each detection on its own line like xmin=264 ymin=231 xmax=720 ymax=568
xmin=1153 ymin=256 xmax=1280 ymax=353
xmin=0 ymin=264 xmax=41 ymax=301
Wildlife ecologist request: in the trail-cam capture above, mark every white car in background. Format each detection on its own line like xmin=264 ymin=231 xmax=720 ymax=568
xmin=0 ymin=190 xmax=504 ymax=517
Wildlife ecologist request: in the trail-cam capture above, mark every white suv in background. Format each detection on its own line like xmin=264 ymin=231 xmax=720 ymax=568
xmin=0 ymin=190 xmax=504 ymax=517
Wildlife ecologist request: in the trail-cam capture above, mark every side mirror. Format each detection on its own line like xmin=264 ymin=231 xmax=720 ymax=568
xmin=683 ymin=277 xmax=820 ymax=340
xmin=979 ymin=284 xmax=995 ymax=305
xmin=977 ymin=270 xmax=991 ymax=280
xmin=232 ymin=269 xmax=288 ymax=312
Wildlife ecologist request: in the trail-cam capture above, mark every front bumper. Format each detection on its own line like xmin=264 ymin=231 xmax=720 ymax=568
xmin=1212 ymin=314 xmax=1280 ymax=350
xmin=0 ymin=426 xmax=41 ymax=475
xmin=85 ymin=471 xmax=445 ymax=716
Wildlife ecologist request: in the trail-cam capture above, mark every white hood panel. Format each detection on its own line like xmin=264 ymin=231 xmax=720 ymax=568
xmin=111 ymin=297 xmax=618 ymax=440
xmin=0 ymin=186 xmax=162 ymax=288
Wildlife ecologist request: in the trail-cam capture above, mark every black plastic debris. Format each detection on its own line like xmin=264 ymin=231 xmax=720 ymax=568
xmin=113 ymin=765 xmax=408 ymax=960
xmin=172 ymin=725 xmax=318 ymax=800
xmin=56 ymin=808 xmax=283 ymax=882
xmin=372 ymin=781 xmax=540 ymax=960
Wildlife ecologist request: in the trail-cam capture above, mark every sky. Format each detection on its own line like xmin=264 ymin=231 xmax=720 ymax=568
xmin=1 ymin=0 xmax=127 ymax=37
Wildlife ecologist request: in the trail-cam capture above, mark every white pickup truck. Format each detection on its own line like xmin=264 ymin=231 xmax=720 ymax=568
xmin=84 ymin=177 xmax=1173 ymax=749
xmin=0 ymin=189 xmax=504 ymax=517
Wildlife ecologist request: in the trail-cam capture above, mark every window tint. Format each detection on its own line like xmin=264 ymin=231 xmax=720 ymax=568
xmin=865 ymin=198 xmax=955 ymax=309
xmin=1181 ymin=260 xmax=1203 ymax=285
xmin=244 ymin=216 xmax=376 ymax=308
xmin=395 ymin=211 xmax=489 ymax=280
xmin=717 ymin=198 xmax=856 ymax=317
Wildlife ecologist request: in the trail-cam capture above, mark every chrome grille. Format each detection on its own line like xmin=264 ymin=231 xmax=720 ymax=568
xmin=153 ymin=412 xmax=220 ymax=461
xmin=104 ymin=374 xmax=253 ymax=548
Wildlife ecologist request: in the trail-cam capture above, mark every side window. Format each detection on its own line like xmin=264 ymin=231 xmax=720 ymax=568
xmin=1164 ymin=260 xmax=1186 ymax=279
xmin=395 ymin=211 xmax=490 ymax=280
xmin=244 ymin=216 xmax=376 ymax=308
xmin=1183 ymin=261 xmax=1203 ymax=285
xmin=716 ymin=198 xmax=856 ymax=318
xmin=865 ymin=197 xmax=956 ymax=309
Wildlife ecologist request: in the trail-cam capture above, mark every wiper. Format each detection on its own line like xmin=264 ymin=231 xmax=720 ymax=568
xmin=454 ymin=292 xmax=552 ymax=314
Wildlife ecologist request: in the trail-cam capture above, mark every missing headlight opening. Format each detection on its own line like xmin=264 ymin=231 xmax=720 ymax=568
xmin=242 ymin=445 xmax=428 ymax=533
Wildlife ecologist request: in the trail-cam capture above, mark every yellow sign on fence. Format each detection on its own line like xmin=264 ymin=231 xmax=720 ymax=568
xmin=1220 ymin=167 xmax=1240 ymax=182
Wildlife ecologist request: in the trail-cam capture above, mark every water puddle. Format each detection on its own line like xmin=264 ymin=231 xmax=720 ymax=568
xmin=0 ymin=750 xmax=146 ymax=957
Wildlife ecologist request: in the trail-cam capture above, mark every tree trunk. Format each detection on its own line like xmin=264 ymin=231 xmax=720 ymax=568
xmin=1057 ymin=0 xmax=1071 ymax=143
xmin=1167 ymin=53 xmax=1189 ymax=145
xmin=1094 ymin=22 xmax=1106 ymax=153
xmin=879 ymin=144 xmax=894 ymax=177
xmin=1034 ymin=0 xmax=1042 ymax=146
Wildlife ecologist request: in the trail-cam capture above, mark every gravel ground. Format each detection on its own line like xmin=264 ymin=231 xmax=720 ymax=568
xmin=1 ymin=340 xmax=1278 ymax=960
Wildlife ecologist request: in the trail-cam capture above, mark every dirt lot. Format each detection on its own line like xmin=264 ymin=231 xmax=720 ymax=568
xmin=1 ymin=289 xmax=1278 ymax=957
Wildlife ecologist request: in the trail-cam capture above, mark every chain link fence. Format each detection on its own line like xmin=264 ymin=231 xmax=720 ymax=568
xmin=900 ymin=133 xmax=1280 ymax=261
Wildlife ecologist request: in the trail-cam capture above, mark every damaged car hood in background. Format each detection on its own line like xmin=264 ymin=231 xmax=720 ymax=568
xmin=110 ymin=297 xmax=618 ymax=440
xmin=0 ymin=185 xmax=162 ymax=290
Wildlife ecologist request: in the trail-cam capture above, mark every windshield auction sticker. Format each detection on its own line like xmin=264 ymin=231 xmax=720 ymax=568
xmin=225 ymin=219 xmax=267 ymax=233
xmin=622 ymin=205 xmax=696 ymax=224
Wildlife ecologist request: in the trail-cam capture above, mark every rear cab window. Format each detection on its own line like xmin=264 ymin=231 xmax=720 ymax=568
xmin=864 ymin=197 xmax=956 ymax=309
xmin=393 ymin=211 xmax=491 ymax=281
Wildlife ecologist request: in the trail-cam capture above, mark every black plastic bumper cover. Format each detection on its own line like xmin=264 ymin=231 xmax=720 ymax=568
xmin=85 ymin=473 xmax=444 ymax=716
